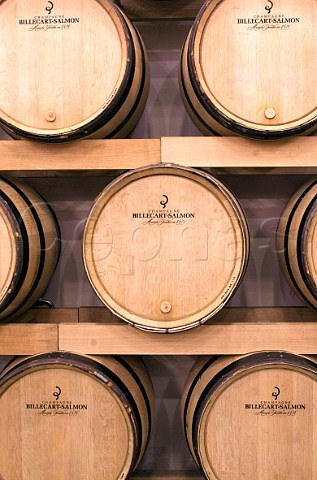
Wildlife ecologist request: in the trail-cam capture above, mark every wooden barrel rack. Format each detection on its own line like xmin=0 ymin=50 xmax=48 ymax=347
xmin=0 ymin=138 xmax=317 ymax=479
xmin=1 ymin=1 xmax=317 ymax=476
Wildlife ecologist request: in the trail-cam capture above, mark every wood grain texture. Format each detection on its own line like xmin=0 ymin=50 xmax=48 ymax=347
xmin=2 ymin=137 xmax=317 ymax=175
xmin=0 ymin=177 xmax=42 ymax=320
xmin=180 ymin=0 xmax=317 ymax=138
xmin=182 ymin=353 xmax=317 ymax=479
xmin=0 ymin=0 xmax=149 ymax=142
xmin=0 ymin=139 xmax=160 ymax=176
xmin=0 ymin=176 xmax=60 ymax=322
xmin=59 ymin=322 xmax=317 ymax=355
xmin=83 ymin=164 xmax=249 ymax=332
xmin=1 ymin=308 xmax=315 ymax=356
xmin=161 ymin=137 xmax=317 ymax=171
xmin=0 ymin=354 xmax=154 ymax=480
xmin=115 ymin=1 xmax=204 ymax=20
xmin=0 ymin=324 xmax=58 ymax=355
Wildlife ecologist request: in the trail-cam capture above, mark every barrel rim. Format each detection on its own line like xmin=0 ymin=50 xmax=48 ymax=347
xmin=0 ymin=176 xmax=61 ymax=321
xmin=299 ymin=198 xmax=317 ymax=299
xmin=0 ymin=351 xmax=144 ymax=478
xmin=98 ymin=18 xmax=149 ymax=140
xmin=0 ymin=0 xmax=138 ymax=142
xmin=0 ymin=351 xmax=154 ymax=467
xmin=0 ymin=176 xmax=47 ymax=319
xmin=0 ymin=182 xmax=31 ymax=316
xmin=184 ymin=0 xmax=317 ymax=139
xmin=83 ymin=163 xmax=249 ymax=333
xmin=188 ymin=351 xmax=317 ymax=475
xmin=276 ymin=178 xmax=317 ymax=310
xmin=179 ymin=38 xmax=221 ymax=138
xmin=0 ymin=191 xmax=23 ymax=309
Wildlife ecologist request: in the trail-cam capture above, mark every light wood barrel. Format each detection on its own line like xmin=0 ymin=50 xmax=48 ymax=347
xmin=0 ymin=0 xmax=149 ymax=143
xmin=276 ymin=178 xmax=317 ymax=310
xmin=182 ymin=352 xmax=317 ymax=480
xmin=0 ymin=176 xmax=60 ymax=321
xmin=83 ymin=163 xmax=249 ymax=333
xmin=179 ymin=0 xmax=317 ymax=139
xmin=0 ymin=352 xmax=154 ymax=480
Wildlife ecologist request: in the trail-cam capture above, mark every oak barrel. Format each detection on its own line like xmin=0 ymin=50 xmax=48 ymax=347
xmin=0 ymin=0 xmax=149 ymax=142
xmin=179 ymin=0 xmax=317 ymax=139
xmin=0 ymin=176 xmax=60 ymax=321
xmin=0 ymin=352 xmax=154 ymax=480
xmin=83 ymin=163 xmax=249 ymax=333
xmin=182 ymin=352 xmax=317 ymax=480
xmin=276 ymin=178 xmax=317 ymax=310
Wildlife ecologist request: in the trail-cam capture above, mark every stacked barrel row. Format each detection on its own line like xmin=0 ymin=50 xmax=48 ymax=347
xmin=1 ymin=168 xmax=317 ymax=330
xmin=1 ymin=0 xmax=317 ymax=141
xmin=1 ymin=1 xmax=317 ymax=480
xmin=1 ymin=168 xmax=317 ymax=479
xmin=0 ymin=351 xmax=316 ymax=479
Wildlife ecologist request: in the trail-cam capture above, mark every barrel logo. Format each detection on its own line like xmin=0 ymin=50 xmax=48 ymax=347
xmin=25 ymin=386 xmax=88 ymax=417
xmin=45 ymin=1 xmax=54 ymax=15
xmin=272 ymin=386 xmax=280 ymax=399
xmin=132 ymin=196 xmax=195 ymax=226
xmin=265 ymin=1 xmax=273 ymax=15
xmin=160 ymin=195 xmax=169 ymax=209
xmin=53 ymin=385 xmax=61 ymax=401
xmin=237 ymin=3 xmax=300 ymax=32
xmin=245 ymin=386 xmax=306 ymax=417
xmin=18 ymin=4 xmax=80 ymax=31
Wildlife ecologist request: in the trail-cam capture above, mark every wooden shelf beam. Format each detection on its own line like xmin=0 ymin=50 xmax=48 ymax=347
xmin=0 ymin=324 xmax=58 ymax=355
xmin=0 ymin=139 xmax=160 ymax=176
xmin=1 ymin=307 xmax=317 ymax=356
xmin=161 ymin=136 xmax=317 ymax=173
xmin=1 ymin=137 xmax=317 ymax=175
xmin=0 ymin=309 xmax=77 ymax=355
xmin=58 ymin=321 xmax=317 ymax=355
